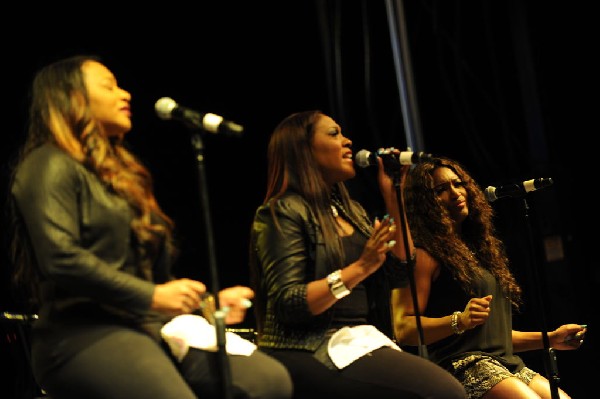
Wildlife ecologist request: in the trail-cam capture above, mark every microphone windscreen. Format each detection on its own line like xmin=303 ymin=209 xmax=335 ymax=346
xmin=484 ymin=186 xmax=498 ymax=202
xmin=155 ymin=97 xmax=177 ymax=120
xmin=355 ymin=150 xmax=373 ymax=168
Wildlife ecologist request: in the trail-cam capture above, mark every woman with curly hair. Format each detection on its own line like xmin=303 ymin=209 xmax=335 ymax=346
xmin=391 ymin=156 xmax=584 ymax=398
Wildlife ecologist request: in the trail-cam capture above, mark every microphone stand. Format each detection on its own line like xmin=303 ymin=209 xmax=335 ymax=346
xmin=189 ymin=132 xmax=233 ymax=399
xmin=518 ymin=197 xmax=560 ymax=399
xmin=388 ymin=164 xmax=428 ymax=359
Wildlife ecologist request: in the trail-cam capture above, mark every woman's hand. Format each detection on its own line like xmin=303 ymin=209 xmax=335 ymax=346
xmin=357 ymin=215 xmax=398 ymax=275
xmin=376 ymin=148 xmax=411 ymax=199
xmin=549 ymin=323 xmax=587 ymax=350
xmin=152 ymin=278 xmax=207 ymax=316
xmin=218 ymin=285 xmax=255 ymax=324
xmin=459 ymin=295 xmax=492 ymax=331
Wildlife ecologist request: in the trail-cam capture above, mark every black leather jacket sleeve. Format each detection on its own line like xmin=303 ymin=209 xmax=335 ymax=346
xmin=11 ymin=144 xmax=156 ymax=316
xmin=253 ymin=194 xmax=319 ymax=326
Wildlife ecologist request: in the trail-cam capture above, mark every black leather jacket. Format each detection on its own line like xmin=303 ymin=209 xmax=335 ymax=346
xmin=250 ymin=191 xmax=408 ymax=352
xmin=11 ymin=144 xmax=171 ymax=358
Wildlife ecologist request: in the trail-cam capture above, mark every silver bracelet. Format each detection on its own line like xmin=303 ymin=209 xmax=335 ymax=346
xmin=451 ymin=311 xmax=465 ymax=335
xmin=326 ymin=269 xmax=351 ymax=299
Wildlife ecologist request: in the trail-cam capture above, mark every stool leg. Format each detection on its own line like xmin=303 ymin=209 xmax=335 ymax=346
xmin=1 ymin=313 xmax=47 ymax=398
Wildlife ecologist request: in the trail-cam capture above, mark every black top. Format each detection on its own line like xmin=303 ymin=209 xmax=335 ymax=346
xmin=423 ymin=261 xmax=525 ymax=372
xmin=250 ymin=191 xmax=408 ymax=352
xmin=329 ymin=231 xmax=369 ymax=329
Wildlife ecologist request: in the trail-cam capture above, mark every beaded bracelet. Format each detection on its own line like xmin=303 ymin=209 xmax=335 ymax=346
xmin=451 ymin=311 xmax=465 ymax=335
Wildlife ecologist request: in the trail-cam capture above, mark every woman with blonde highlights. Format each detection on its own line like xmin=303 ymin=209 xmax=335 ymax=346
xmin=8 ymin=55 xmax=291 ymax=399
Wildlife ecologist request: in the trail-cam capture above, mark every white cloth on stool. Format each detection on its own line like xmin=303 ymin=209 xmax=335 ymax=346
xmin=327 ymin=324 xmax=402 ymax=369
xmin=161 ymin=314 xmax=256 ymax=361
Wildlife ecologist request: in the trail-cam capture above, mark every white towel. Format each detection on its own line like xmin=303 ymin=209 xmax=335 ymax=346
xmin=161 ymin=314 xmax=256 ymax=361
xmin=327 ymin=325 xmax=402 ymax=369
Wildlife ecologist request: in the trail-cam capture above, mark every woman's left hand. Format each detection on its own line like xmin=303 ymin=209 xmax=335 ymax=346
xmin=549 ymin=323 xmax=587 ymax=350
xmin=376 ymin=148 xmax=411 ymax=197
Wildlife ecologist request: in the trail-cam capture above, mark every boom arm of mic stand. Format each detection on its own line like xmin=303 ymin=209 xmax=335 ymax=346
xmin=392 ymin=174 xmax=428 ymax=359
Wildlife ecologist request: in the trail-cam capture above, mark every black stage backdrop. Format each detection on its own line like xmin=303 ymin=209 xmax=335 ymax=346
xmin=1 ymin=1 xmax=597 ymax=398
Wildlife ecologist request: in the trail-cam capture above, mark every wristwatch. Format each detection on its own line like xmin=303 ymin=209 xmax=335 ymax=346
xmin=327 ymin=269 xmax=351 ymax=299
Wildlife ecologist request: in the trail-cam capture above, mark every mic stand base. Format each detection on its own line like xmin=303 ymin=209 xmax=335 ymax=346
xmin=214 ymin=311 xmax=233 ymax=399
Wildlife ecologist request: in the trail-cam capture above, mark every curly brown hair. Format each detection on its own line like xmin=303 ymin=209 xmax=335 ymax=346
xmin=405 ymin=157 xmax=522 ymax=308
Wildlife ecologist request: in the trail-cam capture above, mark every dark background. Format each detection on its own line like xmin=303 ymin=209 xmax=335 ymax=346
xmin=1 ymin=1 xmax=597 ymax=397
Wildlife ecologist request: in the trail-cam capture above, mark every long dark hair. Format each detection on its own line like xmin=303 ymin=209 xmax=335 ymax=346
xmin=405 ymin=156 xmax=522 ymax=308
xmin=8 ymin=55 xmax=174 ymax=308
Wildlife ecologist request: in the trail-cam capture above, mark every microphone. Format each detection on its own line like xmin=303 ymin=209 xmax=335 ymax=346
xmin=355 ymin=149 xmax=433 ymax=168
xmin=484 ymin=178 xmax=553 ymax=202
xmin=154 ymin=97 xmax=244 ymax=137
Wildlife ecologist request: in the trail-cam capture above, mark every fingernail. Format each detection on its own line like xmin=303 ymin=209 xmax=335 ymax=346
xmin=241 ymin=299 xmax=253 ymax=308
xmin=386 ymin=240 xmax=396 ymax=248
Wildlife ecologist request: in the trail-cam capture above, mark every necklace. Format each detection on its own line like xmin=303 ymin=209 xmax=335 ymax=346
xmin=330 ymin=195 xmax=372 ymax=238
